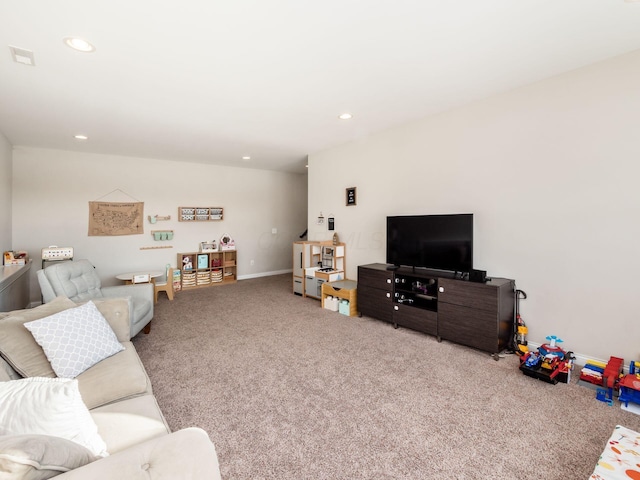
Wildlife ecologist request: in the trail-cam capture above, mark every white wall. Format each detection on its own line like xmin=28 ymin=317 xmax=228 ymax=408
xmin=308 ymin=49 xmax=640 ymax=364
xmin=0 ymin=132 xmax=11 ymax=255
xmin=12 ymin=147 xmax=307 ymax=303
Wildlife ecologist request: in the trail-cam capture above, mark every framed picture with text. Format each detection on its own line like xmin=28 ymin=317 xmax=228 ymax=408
xmin=346 ymin=187 xmax=357 ymax=206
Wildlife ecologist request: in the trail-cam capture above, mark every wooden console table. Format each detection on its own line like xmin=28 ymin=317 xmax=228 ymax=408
xmin=358 ymin=263 xmax=515 ymax=357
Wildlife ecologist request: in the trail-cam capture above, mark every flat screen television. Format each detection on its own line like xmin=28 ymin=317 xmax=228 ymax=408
xmin=386 ymin=214 xmax=473 ymax=273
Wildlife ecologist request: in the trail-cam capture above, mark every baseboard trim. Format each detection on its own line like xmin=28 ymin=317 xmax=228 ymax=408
xmin=238 ymin=269 xmax=292 ymax=281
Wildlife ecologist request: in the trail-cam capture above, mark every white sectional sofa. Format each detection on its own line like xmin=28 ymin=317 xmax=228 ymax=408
xmin=0 ymin=296 xmax=221 ymax=479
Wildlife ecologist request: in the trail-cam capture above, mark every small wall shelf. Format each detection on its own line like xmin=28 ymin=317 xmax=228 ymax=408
xmin=148 ymin=215 xmax=171 ymax=224
xmin=151 ymin=230 xmax=174 ymax=241
xmin=179 ymin=207 xmax=223 ymax=222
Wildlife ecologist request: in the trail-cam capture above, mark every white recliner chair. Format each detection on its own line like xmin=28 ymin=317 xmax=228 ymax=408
xmin=37 ymin=259 xmax=154 ymax=337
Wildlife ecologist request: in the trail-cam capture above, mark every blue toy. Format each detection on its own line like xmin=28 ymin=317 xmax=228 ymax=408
xmin=619 ymin=361 xmax=640 ymax=408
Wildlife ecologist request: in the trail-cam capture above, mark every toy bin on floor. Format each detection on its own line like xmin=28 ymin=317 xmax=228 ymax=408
xmin=324 ymin=296 xmax=339 ymax=312
xmin=339 ymin=300 xmax=350 ymax=316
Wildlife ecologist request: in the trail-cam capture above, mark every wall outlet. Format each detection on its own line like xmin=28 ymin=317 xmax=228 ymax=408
xmin=250 ymin=259 xmax=255 ymax=266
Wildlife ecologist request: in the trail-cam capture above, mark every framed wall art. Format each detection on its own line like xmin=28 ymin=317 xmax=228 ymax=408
xmin=346 ymin=187 xmax=357 ymax=206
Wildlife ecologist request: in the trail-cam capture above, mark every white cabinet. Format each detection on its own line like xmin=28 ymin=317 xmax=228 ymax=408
xmin=293 ymin=242 xmax=316 ymax=295
xmin=305 ymin=275 xmax=326 ymax=298
xmin=293 ymin=242 xmax=305 ymax=278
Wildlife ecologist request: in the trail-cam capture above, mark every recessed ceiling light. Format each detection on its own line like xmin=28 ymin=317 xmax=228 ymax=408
xmin=74 ymin=134 xmax=88 ymax=140
xmin=242 ymin=156 xmax=251 ymax=160
xmin=338 ymin=113 xmax=353 ymax=120
xmin=63 ymin=37 xmax=95 ymax=53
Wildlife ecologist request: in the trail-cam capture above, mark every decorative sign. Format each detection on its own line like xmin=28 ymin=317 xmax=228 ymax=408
xmin=88 ymin=201 xmax=144 ymax=236
xmin=346 ymin=187 xmax=357 ymax=206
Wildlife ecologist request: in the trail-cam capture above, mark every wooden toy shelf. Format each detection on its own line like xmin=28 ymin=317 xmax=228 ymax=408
xmin=177 ymin=250 xmax=237 ymax=290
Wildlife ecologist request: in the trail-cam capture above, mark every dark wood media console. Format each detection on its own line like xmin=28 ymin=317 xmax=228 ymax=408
xmin=358 ymin=263 xmax=515 ymax=358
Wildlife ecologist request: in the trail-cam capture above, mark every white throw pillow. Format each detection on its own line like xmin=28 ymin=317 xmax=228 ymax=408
xmin=24 ymin=301 xmax=124 ymax=379
xmin=0 ymin=377 xmax=108 ymax=457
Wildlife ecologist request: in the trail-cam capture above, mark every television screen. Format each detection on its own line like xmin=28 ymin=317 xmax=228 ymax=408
xmin=386 ymin=214 xmax=473 ymax=273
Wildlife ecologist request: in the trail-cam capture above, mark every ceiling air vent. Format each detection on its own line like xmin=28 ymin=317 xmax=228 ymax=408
xmin=9 ymin=46 xmax=35 ymax=66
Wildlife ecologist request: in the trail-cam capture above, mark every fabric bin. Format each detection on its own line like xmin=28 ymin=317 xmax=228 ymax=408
xmin=339 ymin=300 xmax=350 ymax=316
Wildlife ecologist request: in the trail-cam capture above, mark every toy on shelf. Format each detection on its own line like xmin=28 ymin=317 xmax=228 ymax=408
xmin=519 ymin=335 xmax=574 ymax=384
xmin=219 ymin=234 xmax=235 ymax=251
xmin=3 ymin=250 xmax=29 ymax=266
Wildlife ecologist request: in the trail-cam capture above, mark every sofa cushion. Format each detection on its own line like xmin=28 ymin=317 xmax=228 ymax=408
xmin=76 ymin=342 xmax=151 ymax=410
xmin=0 ymin=297 xmax=77 ymax=378
xmin=89 ymin=298 xmax=130 ymax=342
xmin=0 ymin=377 xmax=108 ymax=457
xmin=24 ymin=301 xmax=124 ymax=379
xmin=90 ymin=395 xmax=170 ymax=454
xmin=55 ymin=428 xmax=221 ymax=480
xmin=0 ymin=434 xmax=97 ymax=479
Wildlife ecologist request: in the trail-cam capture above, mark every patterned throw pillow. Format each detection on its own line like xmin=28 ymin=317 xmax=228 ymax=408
xmin=24 ymin=301 xmax=124 ymax=379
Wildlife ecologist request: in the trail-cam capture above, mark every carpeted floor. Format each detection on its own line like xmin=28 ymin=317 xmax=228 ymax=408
xmin=133 ymin=274 xmax=640 ymax=479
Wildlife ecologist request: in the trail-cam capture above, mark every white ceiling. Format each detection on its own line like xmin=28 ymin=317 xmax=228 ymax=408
xmin=2 ymin=1 xmax=640 ymax=174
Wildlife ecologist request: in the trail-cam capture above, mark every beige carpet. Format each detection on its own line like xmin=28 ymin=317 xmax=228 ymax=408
xmin=133 ymin=274 xmax=640 ymax=479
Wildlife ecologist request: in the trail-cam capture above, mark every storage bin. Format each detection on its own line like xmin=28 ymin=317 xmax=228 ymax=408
xmin=324 ymin=296 xmax=339 ymax=312
xmin=330 ymin=298 xmax=339 ymax=312
xmin=324 ymin=295 xmax=333 ymax=310
xmin=339 ymin=300 xmax=350 ymax=316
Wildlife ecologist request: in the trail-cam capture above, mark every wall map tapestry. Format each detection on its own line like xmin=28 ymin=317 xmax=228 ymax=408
xmin=88 ymin=201 xmax=144 ymax=236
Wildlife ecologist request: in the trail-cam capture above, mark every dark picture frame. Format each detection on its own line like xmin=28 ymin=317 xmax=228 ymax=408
xmin=346 ymin=187 xmax=357 ymax=206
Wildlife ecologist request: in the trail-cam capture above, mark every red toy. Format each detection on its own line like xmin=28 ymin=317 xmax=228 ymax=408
xmin=519 ymin=335 xmax=574 ymax=385
xmin=603 ymin=356 xmax=624 ymax=389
